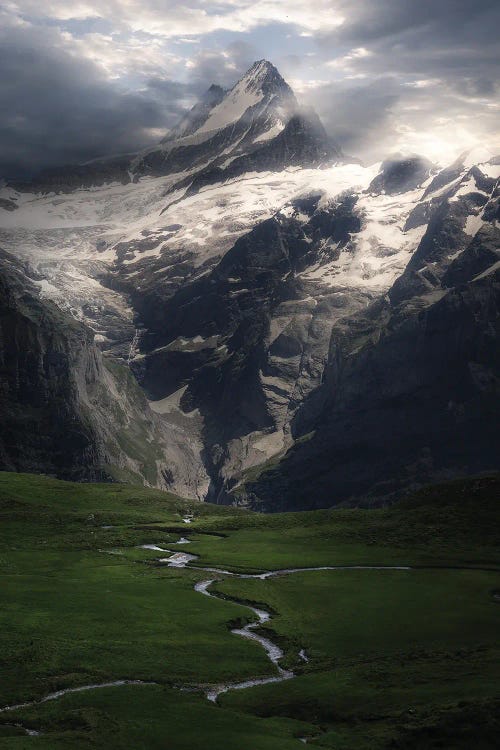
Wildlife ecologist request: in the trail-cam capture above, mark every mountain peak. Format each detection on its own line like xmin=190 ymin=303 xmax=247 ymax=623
xmin=178 ymin=60 xmax=295 ymax=141
xmin=161 ymin=61 xmax=294 ymax=146
xmin=237 ymin=59 xmax=293 ymax=97
xmin=141 ymin=58 xmax=333 ymax=177
xmin=246 ymin=59 xmax=280 ymax=79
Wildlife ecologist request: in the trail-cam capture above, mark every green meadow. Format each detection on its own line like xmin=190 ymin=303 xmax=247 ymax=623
xmin=0 ymin=472 xmax=498 ymax=748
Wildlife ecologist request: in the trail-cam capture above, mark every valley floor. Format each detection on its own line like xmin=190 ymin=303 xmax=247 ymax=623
xmin=0 ymin=472 xmax=498 ymax=749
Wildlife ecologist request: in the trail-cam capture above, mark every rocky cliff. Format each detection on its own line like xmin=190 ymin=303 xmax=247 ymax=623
xmin=0 ymin=250 xmax=176 ymax=488
xmin=239 ymin=233 xmax=500 ymax=509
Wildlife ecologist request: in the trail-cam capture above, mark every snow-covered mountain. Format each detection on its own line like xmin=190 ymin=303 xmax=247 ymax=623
xmin=134 ymin=59 xmax=335 ymax=181
xmin=153 ymin=61 xmax=295 ymax=152
xmin=0 ymin=61 xmax=499 ymax=505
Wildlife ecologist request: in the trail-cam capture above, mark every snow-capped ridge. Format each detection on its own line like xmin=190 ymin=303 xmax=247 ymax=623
xmin=161 ymin=60 xmax=294 ymax=149
xmin=127 ymin=59 xmax=340 ymax=186
xmin=129 ymin=60 xmax=305 ymax=179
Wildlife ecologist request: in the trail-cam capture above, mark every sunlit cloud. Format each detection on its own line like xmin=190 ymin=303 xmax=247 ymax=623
xmin=8 ymin=0 xmax=346 ymax=37
xmin=0 ymin=0 xmax=498 ymax=176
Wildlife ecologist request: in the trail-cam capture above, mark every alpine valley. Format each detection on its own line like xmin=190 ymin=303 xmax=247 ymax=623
xmin=0 ymin=60 xmax=499 ymax=508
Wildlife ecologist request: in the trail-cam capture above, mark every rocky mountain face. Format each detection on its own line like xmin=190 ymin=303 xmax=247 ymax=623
xmin=234 ymin=157 xmax=500 ymax=508
xmin=241 ymin=250 xmax=500 ymax=510
xmin=0 ymin=61 xmax=498 ymax=506
xmin=0 ymin=250 xmax=180 ymax=489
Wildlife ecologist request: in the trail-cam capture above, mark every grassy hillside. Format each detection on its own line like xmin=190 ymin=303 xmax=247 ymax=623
xmin=0 ymin=472 xmax=498 ymax=748
xmin=186 ymin=474 xmax=500 ymax=570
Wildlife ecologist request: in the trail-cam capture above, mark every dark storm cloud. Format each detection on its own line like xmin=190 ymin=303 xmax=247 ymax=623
xmin=329 ymin=0 xmax=499 ymax=84
xmin=0 ymin=17 xmax=261 ymax=178
xmin=0 ymin=23 xmax=189 ymax=178
xmin=185 ymin=41 xmax=258 ymax=92
xmin=304 ymin=0 xmax=500 ymax=161
xmin=331 ymin=0 xmax=498 ymax=42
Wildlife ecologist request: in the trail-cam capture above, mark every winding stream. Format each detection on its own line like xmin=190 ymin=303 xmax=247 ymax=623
xmin=172 ymin=554 xmax=410 ymax=701
xmin=0 ymin=681 xmax=153 ymax=716
xmin=0 ymin=536 xmax=411 ymax=726
xmin=195 ymin=578 xmax=294 ymax=701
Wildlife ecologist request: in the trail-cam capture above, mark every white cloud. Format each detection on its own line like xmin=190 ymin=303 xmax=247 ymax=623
xmin=404 ymin=79 xmax=441 ymax=89
xmin=61 ymin=31 xmax=183 ymax=79
xmin=9 ymin=0 xmax=345 ymax=37
xmin=326 ymin=46 xmax=373 ymax=74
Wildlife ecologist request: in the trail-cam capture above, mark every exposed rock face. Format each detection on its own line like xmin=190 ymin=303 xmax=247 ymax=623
xmin=442 ymin=224 xmax=499 ymax=287
xmin=127 ymin=153 xmax=498 ymax=502
xmin=0 ymin=250 xmax=185 ymax=488
xmin=368 ymin=155 xmax=434 ymax=195
xmin=176 ymin=109 xmax=337 ymax=198
xmin=390 ymin=166 xmax=498 ymax=305
xmin=129 ymin=191 xmax=371 ymax=497
xmin=0 ymin=250 xmax=99 ymax=477
xmin=244 ymin=271 xmax=500 ymax=510
xmin=240 ymin=230 xmax=500 ymax=510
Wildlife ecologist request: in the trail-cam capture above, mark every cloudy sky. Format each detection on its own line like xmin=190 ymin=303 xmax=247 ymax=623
xmin=1 ymin=0 xmax=499 ymax=177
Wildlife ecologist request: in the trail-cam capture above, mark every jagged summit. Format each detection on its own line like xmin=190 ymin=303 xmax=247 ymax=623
xmin=237 ymin=59 xmax=293 ymax=96
xmin=160 ymin=60 xmax=294 ymax=147
xmin=246 ymin=59 xmax=279 ymax=77
xmin=134 ymin=59 xmax=338 ymax=181
xmin=179 ymin=59 xmax=296 ymax=141
xmin=10 ymin=60 xmax=338 ymax=192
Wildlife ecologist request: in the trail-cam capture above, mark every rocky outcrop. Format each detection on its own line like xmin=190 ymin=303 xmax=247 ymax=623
xmin=239 ymin=246 xmax=500 ymax=510
xmin=368 ymin=155 xmax=433 ymax=195
xmin=442 ymin=224 xmax=500 ymax=287
xmin=179 ymin=110 xmax=340 ymax=197
xmin=0 ymin=250 xmax=175 ymax=487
